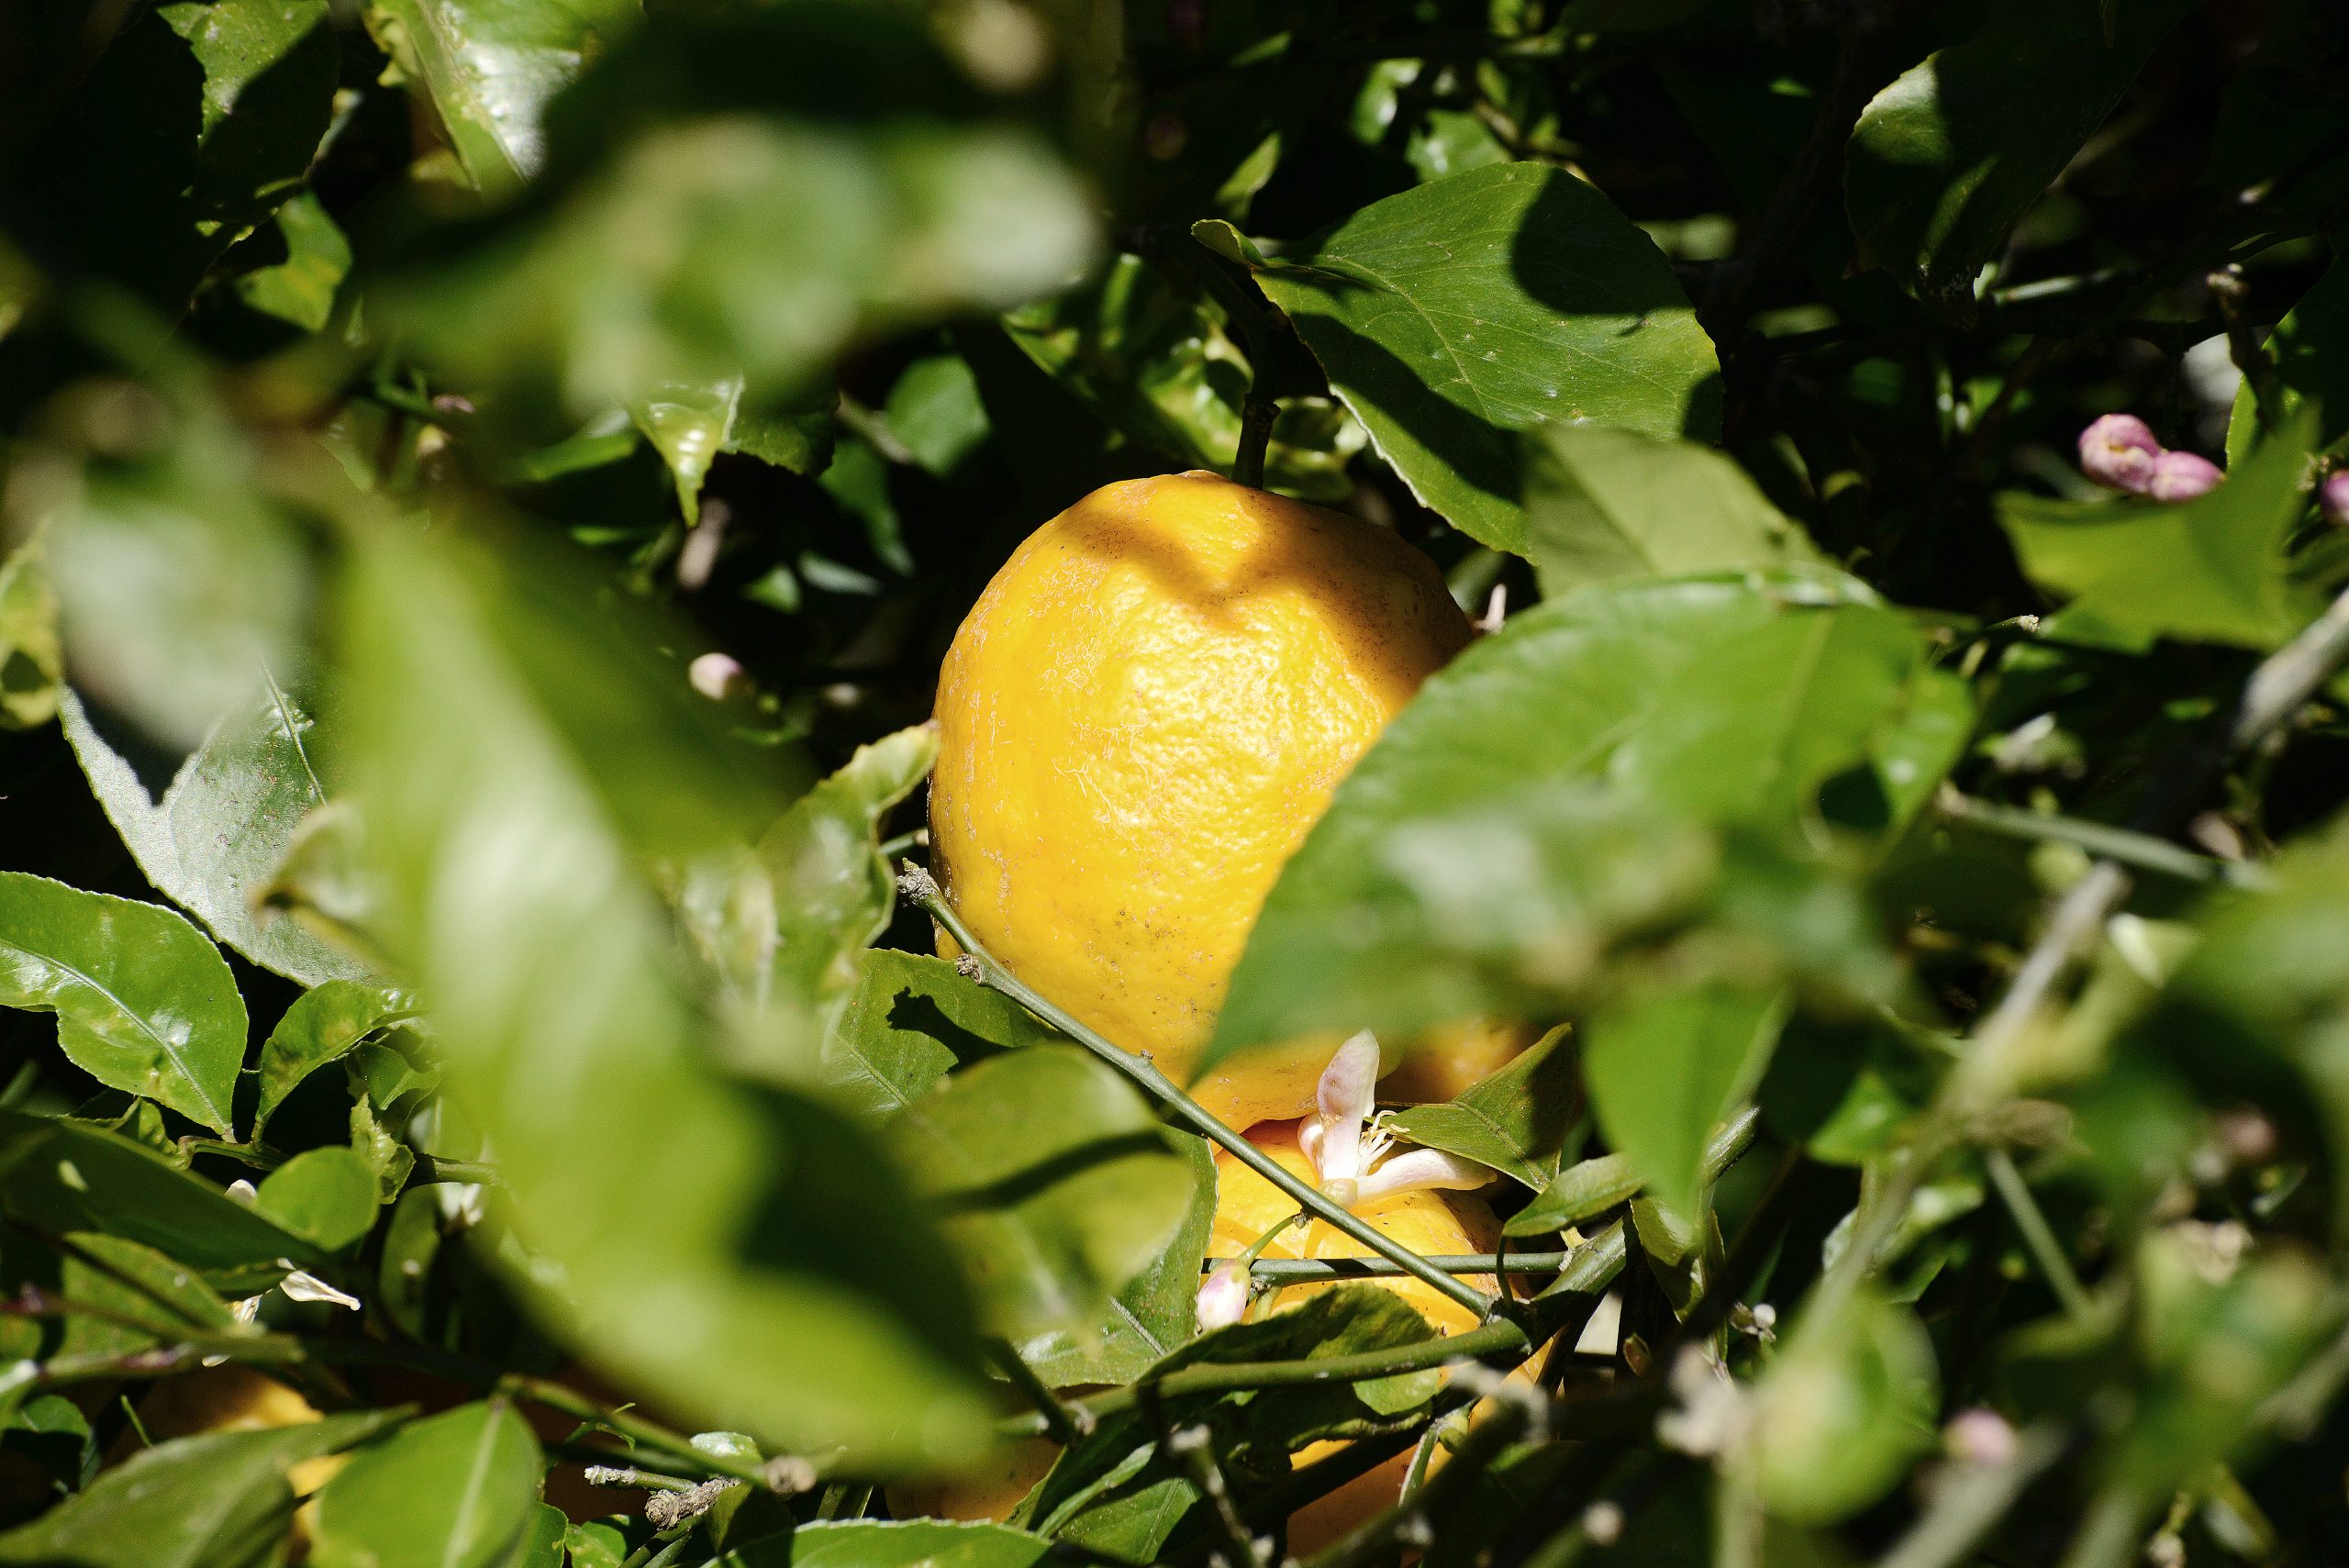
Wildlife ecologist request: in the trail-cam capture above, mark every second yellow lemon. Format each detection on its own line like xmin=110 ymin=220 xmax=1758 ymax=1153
xmin=929 ymin=472 xmax=1473 ymax=1127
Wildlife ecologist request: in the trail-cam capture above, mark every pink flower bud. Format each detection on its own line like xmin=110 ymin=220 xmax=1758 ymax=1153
xmin=2321 ymin=471 xmax=2349 ymax=528
xmin=1196 ymin=1260 xmax=1250 ymax=1330
xmin=689 ymin=652 xmax=747 ymax=701
xmin=2078 ymin=414 xmax=2161 ymax=495
xmin=2147 ymin=450 xmax=2222 ymax=502
xmin=1309 ymin=1030 xmax=1383 ymax=1196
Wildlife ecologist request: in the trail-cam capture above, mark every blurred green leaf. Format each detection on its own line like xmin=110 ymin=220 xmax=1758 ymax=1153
xmin=337 ymin=517 xmax=990 ymax=1467
xmin=0 ymin=1411 xmax=400 ymax=1568
xmin=1747 ymin=1286 xmax=1939 ymax=1523
xmin=37 ymin=409 xmax=311 ymax=751
xmin=890 ymin=1046 xmax=1198 ymax=1342
xmin=255 ymin=979 xmax=417 ymax=1132
xmin=63 ymin=684 xmax=373 ymax=987
xmin=2229 ymin=254 xmax=2349 ymax=465
xmin=0 ymin=872 xmax=246 ymax=1135
xmin=1845 ymin=0 xmax=2198 ymax=305
xmin=363 ymin=0 xmax=640 ymax=197
xmin=13 ymin=0 xmax=337 ymax=309
xmin=1386 ymin=1024 xmax=1580 ymax=1189
xmin=716 ymin=1520 xmax=1054 ymax=1568
xmin=1210 ymin=574 xmax=1963 ymax=1062
xmin=1585 ymin=984 xmax=1785 ymax=1222
xmin=255 ymin=1146 xmax=380 ymax=1252
xmin=1240 ymin=161 xmax=1720 ymax=551
xmin=1520 ymin=424 xmax=1822 ymax=597
xmin=822 ymin=950 xmax=1050 ymax=1122
xmin=395 ymin=9 xmax=1096 ymax=426
xmin=1017 ymin=1131 xmax=1214 ymax=1389
xmin=310 ymin=1400 xmax=544 ymax=1568
xmin=1003 ymin=254 xmax=1361 ymax=500
xmin=231 ymin=190 xmax=351 ymax=333
xmin=0 ymin=1111 xmax=322 ymax=1294
xmin=1998 ymin=411 xmax=2320 ymax=652
xmin=0 ymin=530 xmax=60 ymax=730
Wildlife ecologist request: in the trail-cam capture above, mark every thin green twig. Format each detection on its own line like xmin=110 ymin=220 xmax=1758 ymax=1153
xmin=903 ymin=863 xmax=1492 ymax=1319
xmin=1937 ymin=789 xmax=2266 ymax=888
xmin=1984 ymin=1148 xmax=2094 ymax=1318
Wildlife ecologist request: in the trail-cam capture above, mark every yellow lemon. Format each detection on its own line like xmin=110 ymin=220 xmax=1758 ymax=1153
xmin=930 ymin=472 xmax=1473 ymax=1128
xmin=118 ymin=1365 xmax=345 ymax=1497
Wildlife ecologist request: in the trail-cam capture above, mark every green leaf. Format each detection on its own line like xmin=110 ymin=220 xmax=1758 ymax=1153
xmin=562 ymin=1521 xmax=629 ymax=1568
xmin=1016 ymin=1131 xmax=1215 ymax=1389
xmin=256 ymin=980 xmax=418 ymax=1132
xmin=1520 ymin=425 xmax=1822 ymax=597
xmin=310 ymin=1400 xmax=545 ymax=1568
xmin=1002 ymin=254 xmax=1361 ymax=501
xmin=15 ymin=0 xmax=338 ymax=310
xmin=1583 ymin=984 xmax=1786 ymax=1222
xmin=629 ymin=379 xmax=740 ymax=523
xmin=498 ymin=1504 xmax=569 ymax=1568
xmin=885 ymin=354 xmax=992 ymax=479
xmin=1503 ymin=1150 xmax=1643 ymax=1239
xmin=2228 ymin=254 xmax=2349 ymax=465
xmin=393 ymin=10 xmax=1097 ymax=425
xmin=1027 ymin=1286 xmax=1441 ymax=1560
xmin=0 ymin=872 xmax=246 ymax=1136
xmin=1209 ymin=574 xmax=1963 ymax=1063
xmin=1998 ymin=410 xmax=2321 ymax=652
xmin=1747 ymin=1287 xmax=1940 ymax=1523
xmin=1240 ymin=161 xmax=1720 ymax=552
xmin=0 ymin=1410 xmax=399 ymax=1568
xmin=0 ymin=531 xmax=61 ymax=731
xmin=1845 ymin=0 xmax=2198 ymax=305
xmin=758 ymin=725 xmax=938 ymax=1049
xmin=715 ymin=1520 xmax=1054 ymax=1568
xmin=0 ymin=1111 xmax=323 ymax=1295
xmin=62 ymin=684 xmax=372 ymax=988
xmin=54 ymin=1232 xmax=247 ymax=1358
xmin=233 ymin=190 xmax=351 ymax=333
xmin=890 ymin=1046 xmax=1199 ymax=1342
xmin=1386 ymin=1025 xmax=1580 ymax=1190
xmin=822 ymin=950 xmax=1053 ymax=1122
xmin=362 ymin=0 xmax=640 ymax=198
xmin=337 ymin=517 xmax=990 ymax=1468
xmin=255 ymin=1146 xmax=381 ymax=1252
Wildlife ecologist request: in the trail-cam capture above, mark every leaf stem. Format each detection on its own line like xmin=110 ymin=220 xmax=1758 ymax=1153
xmin=985 ymin=1337 xmax=1091 ymax=1443
xmin=1232 ymin=395 xmax=1277 ymax=490
xmin=1983 ymin=1147 xmax=2094 ymax=1318
xmin=498 ymin=1373 xmax=774 ymax=1489
xmin=903 ymin=863 xmax=1493 ymax=1320
xmin=1936 ymin=788 xmax=2266 ymax=887
xmin=1231 ymin=1252 xmax=1577 ymax=1282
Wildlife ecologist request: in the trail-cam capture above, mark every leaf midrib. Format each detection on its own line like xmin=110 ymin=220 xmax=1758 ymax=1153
xmin=0 ymin=934 xmax=231 ymax=1131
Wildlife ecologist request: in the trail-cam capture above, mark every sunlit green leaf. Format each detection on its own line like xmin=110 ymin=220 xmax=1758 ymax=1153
xmin=885 ymin=354 xmax=992 ymax=479
xmin=255 ymin=1145 xmax=380 ymax=1252
xmin=63 ymin=684 xmax=373 ymax=987
xmin=0 ymin=1111 xmax=322 ymax=1295
xmin=255 ymin=979 xmax=417 ymax=1131
xmin=2230 ymin=254 xmax=2349 ymax=464
xmin=232 ymin=191 xmax=351 ymax=333
xmin=362 ymin=0 xmax=640 ymax=198
xmin=1998 ymin=411 xmax=2320 ymax=652
xmin=1386 ymin=1026 xmax=1579 ymax=1190
xmin=310 ymin=1400 xmax=544 ymax=1568
xmin=0 ymin=1410 xmax=399 ymax=1568
xmin=822 ymin=950 xmax=1052 ymax=1122
xmin=1238 ymin=161 xmax=1720 ymax=551
xmin=0 ymin=873 xmax=245 ymax=1135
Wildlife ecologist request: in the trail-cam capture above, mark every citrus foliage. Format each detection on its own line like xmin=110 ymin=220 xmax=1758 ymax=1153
xmin=2 ymin=1 xmax=2348 ymax=1565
